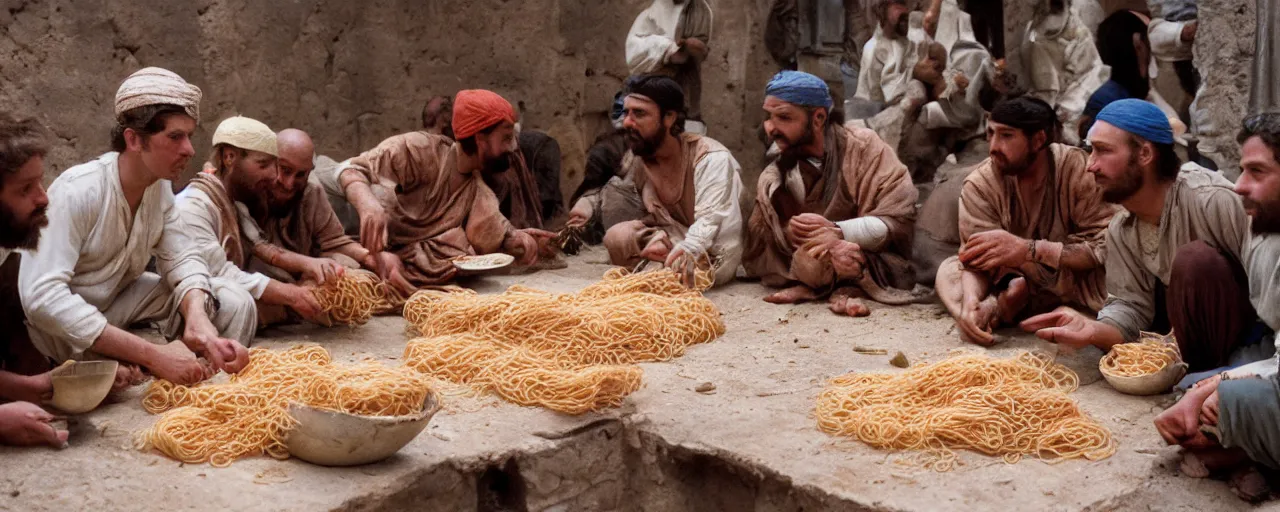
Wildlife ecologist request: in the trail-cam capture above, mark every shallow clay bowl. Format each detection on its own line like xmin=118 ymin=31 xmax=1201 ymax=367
xmin=49 ymin=360 xmax=119 ymax=414
xmin=285 ymin=392 xmax=440 ymax=467
xmin=1101 ymin=361 xmax=1189 ymax=396
xmin=453 ymin=253 xmax=515 ymax=274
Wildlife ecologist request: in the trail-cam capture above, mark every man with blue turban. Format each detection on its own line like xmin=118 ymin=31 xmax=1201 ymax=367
xmin=1024 ymin=100 xmax=1264 ymax=376
xmin=744 ymin=71 xmax=918 ymax=317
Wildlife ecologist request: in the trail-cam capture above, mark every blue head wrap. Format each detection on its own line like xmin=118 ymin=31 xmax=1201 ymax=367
xmin=765 ymin=71 xmax=833 ymax=111
xmin=1094 ymin=98 xmax=1174 ymax=145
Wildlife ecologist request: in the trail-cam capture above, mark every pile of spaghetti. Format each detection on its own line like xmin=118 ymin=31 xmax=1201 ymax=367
xmin=137 ymin=345 xmax=432 ymax=467
xmin=1100 ymin=334 xmax=1181 ymax=377
xmin=401 ymin=268 xmax=723 ymax=414
xmin=815 ymin=351 xmax=1116 ymax=472
xmin=311 ymin=270 xmax=404 ymax=326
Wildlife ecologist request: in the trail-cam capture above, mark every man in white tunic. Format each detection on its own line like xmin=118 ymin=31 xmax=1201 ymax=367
xmin=1022 ymin=0 xmax=1109 ymax=145
xmin=597 ymin=76 xmax=745 ymax=286
xmin=175 ymin=117 xmax=323 ymax=326
xmin=626 ymin=0 xmax=713 ymax=134
xmin=19 ymin=68 xmax=250 ymax=386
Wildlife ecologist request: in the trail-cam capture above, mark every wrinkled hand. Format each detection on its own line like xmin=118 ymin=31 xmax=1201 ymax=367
xmin=373 ymin=252 xmax=416 ymax=298
xmin=287 ymin=283 xmax=325 ymax=322
xmin=148 ymin=350 xmax=213 ymax=386
xmin=567 ymin=199 xmax=593 ymax=229
xmin=959 ymin=230 xmax=1029 ymax=271
xmin=808 ymin=239 xmax=866 ymax=280
xmin=1200 ymin=389 xmax=1221 ymax=427
xmin=957 ymin=297 xmax=997 ymax=346
xmin=184 ymin=320 xmax=249 ymax=374
xmin=1020 ymin=307 xmax=1096 ymax=350
xmin=788 ymin=213 xmax=841 ymax=247
xmin=301 ymin=257 xmax=345 ymax=286
xmin=681 ymin=37 xmax=708 ymax=59
xmin=4 ymin=372 xmax=52 ymax=405
xmin=953 ymin=71 xmax=970 ymax=96
xmin=0 ymin=402 xmax=67 ymax=448
xmin=359 ymin=203 xmax=390 ymax=254
xmin=113 ymin=365 xmax=147 ymax=392
xmin=912 ymin=59 xmax=943 ymax=86
xmin=506 ymin=229 xmax=555 ymax=266
xmin=1155 ymin=379 xmax=1219 ymax=447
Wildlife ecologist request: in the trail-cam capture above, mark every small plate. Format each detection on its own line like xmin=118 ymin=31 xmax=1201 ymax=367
xmin=453 ymin=253 xmax=515 ymax=272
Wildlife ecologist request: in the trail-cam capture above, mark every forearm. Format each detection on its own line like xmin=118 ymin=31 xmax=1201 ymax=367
xmin=1051 ymin=241 xmax=1104 ymax=271
xmin=1084 ymin=320 xmax=1126 ymax=350
xmin=960 ymin=268 xmax=992 ymax=306
xmin=340 ymin=170 xmax=381 ymax=216
xmin=0 ymin=372 xmax=47 ymax=403
xmin=91 ymin=325 xmax=165 ymax=370
xmin=259 ymin=280 xmax=301 ymax=308
xmin=336 ymin=243 xmax=373 ymax=269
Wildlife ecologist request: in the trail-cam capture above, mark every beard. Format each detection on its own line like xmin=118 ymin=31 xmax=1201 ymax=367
xmin=1100 ymin=156 xmax=1145 ymax=204
xmin=482 ymin=152 xmax=513 ymax=175
xmin=625 ymin=126 xmax=665 ymax=157
xmin=771 ymin=121 xmax=816 ymax=160
xmin=0 ymin=203 xmax=47 ymax=250
xmin=992 ymin=148 xmax=1035 ymax=177
xmin=1244 ymin=196 xmax=1280 ymax=235
xmin=268 ymin=187 xmax=305 ymax=217
xmin=893 ymin=16 xmax=909 ymax=37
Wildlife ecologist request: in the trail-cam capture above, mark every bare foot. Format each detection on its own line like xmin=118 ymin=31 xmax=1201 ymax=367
xmin=829 ymin=287 xmax=871 ymax=317
xmin=1229 ymin=465 xmax=1271 ymax=503
xmin=764 ymin=285 xmax=818 ymax=304
xmin=996 ymin=277 xmax=1030 ymax=324
xmin=1179 ymin=452 xmax=1211 ymax=478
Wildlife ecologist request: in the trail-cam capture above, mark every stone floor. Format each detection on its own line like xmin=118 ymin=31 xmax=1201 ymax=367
xmin=0 ymin=248 xmax=1262 ymax=511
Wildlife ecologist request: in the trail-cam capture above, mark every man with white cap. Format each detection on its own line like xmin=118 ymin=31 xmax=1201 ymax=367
xmin=20 ymin=68 xmax=250 ymax=386
xmin=1023 ymin=99 xmax=1262 ymax=375
xmin=745 ymin=71 xmax=917 ymax=316
xmin=175 ymin=116 xmax=324 ymax=325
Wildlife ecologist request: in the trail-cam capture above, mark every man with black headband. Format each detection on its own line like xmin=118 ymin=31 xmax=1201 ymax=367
xmin=1024 ymin=100 xmax=1262 ymax=375
xmin=936 ymin=96 xmax=1117 ymax=345
xmin=745 ymin=71 xmax=917 ymax=317
xmin=597 ymin=75 xmax=745 ymax=285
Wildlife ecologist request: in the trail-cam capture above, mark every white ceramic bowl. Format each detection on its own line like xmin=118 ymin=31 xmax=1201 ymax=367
xmin=285 ymin=393 xmax=440 ymax=467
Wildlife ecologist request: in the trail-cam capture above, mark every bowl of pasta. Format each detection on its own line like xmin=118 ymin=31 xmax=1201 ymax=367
xmin=285 ymin=391 xmax=441 ymax=466
xmin=1099 ymin=332 xmax=1188 ymax=396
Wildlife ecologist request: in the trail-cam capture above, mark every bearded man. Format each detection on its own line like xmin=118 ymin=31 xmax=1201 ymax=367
xmin=745 ymin=71 xmax=917 ymax=316
xmin=937 ymin=96 xmax=1117 ymax=345
xmin=1023 ymin=100 xmax=1262 ymax=374
xmin=596 ymin=76 xmax=745 ymax=285
xmin=334 ymin=90 xmax=553 ymax=286
xmin=238 ymin=128 xmax=413 ymax=298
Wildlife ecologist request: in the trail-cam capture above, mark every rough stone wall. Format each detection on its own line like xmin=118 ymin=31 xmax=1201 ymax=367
xmin=1195 ymin=0 xmax=1255 ymax=177
xmin=0 ymin=0 xmax=780 ymax=202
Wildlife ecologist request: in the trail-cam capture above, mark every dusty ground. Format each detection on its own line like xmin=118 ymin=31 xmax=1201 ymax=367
xmin=0 ymin=247 xmax=1263 ymax=511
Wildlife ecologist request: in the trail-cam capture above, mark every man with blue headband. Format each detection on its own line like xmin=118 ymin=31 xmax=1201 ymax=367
xmin=1024 ymin=99 xmax=1261 ymax=375
xmin=744 ymin=71 xmax=917 ymax=317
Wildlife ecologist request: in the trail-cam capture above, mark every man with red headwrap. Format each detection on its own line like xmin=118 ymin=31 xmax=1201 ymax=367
xmin=331 ymin=89 xmax=554 ymax=287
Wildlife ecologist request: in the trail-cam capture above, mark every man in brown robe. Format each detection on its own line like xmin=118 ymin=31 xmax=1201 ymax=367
xmin=335 ymin=89 xmax=554 ymax=286
xmin=239 ymin=129 xmax=414 ymax=298
xmin=937 ymin=97 xmax=1118 ymax=345
xmin=745 ymin=71 xmax=918 ymax=316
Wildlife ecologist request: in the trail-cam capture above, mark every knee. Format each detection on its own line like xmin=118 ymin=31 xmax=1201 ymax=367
xmin=603 ymin=221 xmax=644 ymax=264
xmin=214 ymin=286 xmax=258 ymax=325
xmin=934 ymin=256 xmax=963 ymax=290
xmin=1171 ymin=241 xmax=1232 ymax=284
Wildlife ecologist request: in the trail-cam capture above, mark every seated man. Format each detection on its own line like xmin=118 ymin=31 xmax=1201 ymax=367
xmin=597 ymin=76 xmax=745 ymax=285
xmin=335 ymin=89 xmax=553 ymax=286
xmin=626 ymin=0 xmax=713 ymax=134
xmin=239 ymin=128 xmax=414 ymax=298
xmin=937 ymin=96 xmax=1117 ymax=345
xmin=0 ymin=114 xmax=69 ymax=447
xmin=1024 ymin=100 xmax=1259 ymax=373
xmin=177 ymin=117 xmax=324 ymax=325
xmin=1153 ymin=113 xmax=1280 ymax=503
xmin=20 ymin=68 xmax=251 ymax=386
xmin=566 ymin=129 xmax=631 ymax=245
xmin=1021 ymin=0 xmax=1108 ymax=145
xmin=517 ymin=128 xmax=564 ymax=224
xmin=745 ymin=71 xmax=918 ymax=316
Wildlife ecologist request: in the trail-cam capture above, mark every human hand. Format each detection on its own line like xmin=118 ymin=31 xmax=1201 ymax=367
xmin=183 ymin=320 xmax=250 ymax=374
xmin=1020 ymin=307 xmax=1098 ymax=350
xmin=358 ymin=203 xmax=390 ymax=254
xmin=959 ymin=230 xmax=1029 ymax=271
xmin=373 ymin=252 xmax=415 ymax=298
xmin=0 ymin=402 xmax=67 ymax=448
xmin=567 ymin=199 xmax=593 ymax=229
xmin=287 ymin=283 xmax=325 ymax=322
xmin=113 ymin=364 xmax=147 ymax=392
xmin=957 ymin=297 xmax=997 ymax=346
xmin=788 ymin=214 xmax=840 ymax=247
xmin=1181 ymin=21 xmax=1198 ymax=43
xmin=147 ymin=350 xmax=213 ymax=386
xmin=301 ymin=257 xmax=345 ymax=286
